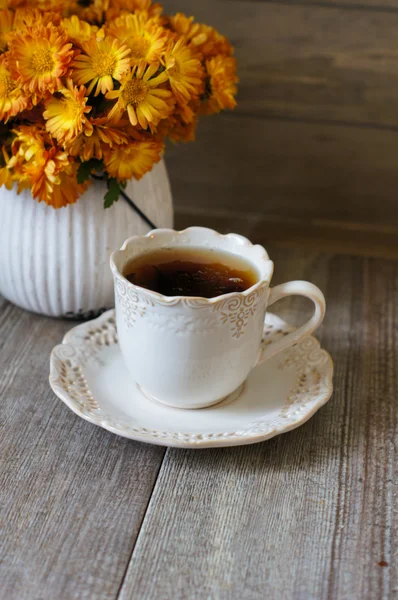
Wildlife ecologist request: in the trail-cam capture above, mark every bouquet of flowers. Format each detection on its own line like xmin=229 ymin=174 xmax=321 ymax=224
xmin=0 ymin=0 xmax=237 ymax=208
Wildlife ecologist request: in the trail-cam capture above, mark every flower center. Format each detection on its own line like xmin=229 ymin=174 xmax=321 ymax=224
xmin=63 ymin=97 xmax=83 ymax=121
xmin=129 ymin=36 xmax=150 ymax=60
xmin=91 ymin=52 xmax=117 ymax=77
xmin=31 ymin=49 xmax=54 ymax=74
xmin=122 ymin=78 xmax=147 ymax=106
xmin=0 ymin=73 xmax=14 ymax=97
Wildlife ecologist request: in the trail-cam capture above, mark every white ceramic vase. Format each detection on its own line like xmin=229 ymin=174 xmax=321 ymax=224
xmin=0 ymin=159 xmax=173 ymax=318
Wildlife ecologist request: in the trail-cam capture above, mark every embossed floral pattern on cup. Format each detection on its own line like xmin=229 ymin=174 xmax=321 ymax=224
xmin=110 ymin=227 xmax=325 ymax=409
xmin=49 ymin=309 xmax=333 ymax=448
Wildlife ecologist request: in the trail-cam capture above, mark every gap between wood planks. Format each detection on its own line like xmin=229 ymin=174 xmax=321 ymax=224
xmin=115 ymin=449 xmax=170 ymax=599
xmin=175 ymin=209 xmax=398 ymax=261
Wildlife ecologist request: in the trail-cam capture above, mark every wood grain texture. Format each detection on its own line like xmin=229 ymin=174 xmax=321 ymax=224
xmin=166 ymin=114 xmax=398 ymax=226
xmin=162 ymin=0 xmax=398 ymax=228
xmin=236 ymin=0 xmax=398 ymax=10
xmin=164 ymin=0 xmax=398 ymax=127
xmin=175 ymin=210 xmax=398 ymax=260
xmin=117 ymin=247 xmax=398 ymax=600
xmin=0 ymin=305 xmax=165 ymax=600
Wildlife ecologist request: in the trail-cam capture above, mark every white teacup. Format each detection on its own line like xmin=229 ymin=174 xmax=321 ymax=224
xmin=110 ymin=227 xmax=326 ymax=409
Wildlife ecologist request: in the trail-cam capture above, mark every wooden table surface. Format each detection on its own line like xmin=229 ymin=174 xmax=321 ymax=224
xmin=1 ymin=239 xmax=397 ymax=600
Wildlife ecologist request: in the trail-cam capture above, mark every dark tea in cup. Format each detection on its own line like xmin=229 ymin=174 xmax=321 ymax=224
xmin=124 ymin=247 xmax=259 ymax=298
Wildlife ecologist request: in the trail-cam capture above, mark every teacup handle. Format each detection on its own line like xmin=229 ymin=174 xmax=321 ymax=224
xmin=256 ymin=281 xmax=326 ymax=365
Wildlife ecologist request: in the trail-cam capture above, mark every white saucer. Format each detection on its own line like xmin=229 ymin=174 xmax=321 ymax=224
xmin=49 ymin=310 xmax=333 ymax=448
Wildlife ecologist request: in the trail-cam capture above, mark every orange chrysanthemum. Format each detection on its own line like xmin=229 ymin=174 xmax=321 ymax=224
xmin=169 ymin=13 xmax=233 ymax=60
xmin=71 ymin=35 xmax=131 ymax=96
xmin=103 ymin=138 xmax=163 ymax=180
xmin=196 ymin=26 xmax=233 ymax=59
xmin=168 ymin=13 xmax=202 ymax=46
xmin=8 ymin=24 xmax=73 ymax=98
xmin=66 ymin=116 xmax=131 ymax=161
xmin=7 ymin=125 xmax=47 ymax=190
xmin=12 ymin=8 xmax=62 ymax=32
xmin=61 ymin=15 xmax=100 ymax=47
xmin=65 ymin=0 xmax=109 ymax=24
xmin=157 ymin=111 xmax=197 ymax=143
xmin=10 ymin=125 xmax=85 ymax=207
xmin=51 ymin=167 xmax=86 ymax=208
xmin=106 ymin=12 xmax=168 ymax=66
xmin=0 ymin=56 xmax=30 ymax=121
xmin=44 ymin=80 xmax=92 ymax=144
xmin=0 ymin=145 xmax=13 ymax=190
xmin=203 ymin=56 xmax=238 ymax=114
xmin=164 ymin=38 xmax=204 ymax=103
xmin=10 ymin=0 xmax=68 ymax=12
xmin=0 ymin=2 xmax=237 ymax=209
xmin=0 ymin=10 xmax=14 ymax=53
xmin=107 ymin=62 xmax=174 ymax=129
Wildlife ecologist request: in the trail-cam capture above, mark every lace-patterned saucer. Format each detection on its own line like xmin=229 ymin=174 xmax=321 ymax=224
xmin=49 ymin=310 xmax=333 ymax=448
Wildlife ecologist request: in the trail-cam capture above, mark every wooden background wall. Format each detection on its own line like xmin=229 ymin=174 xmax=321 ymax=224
xmin=163 ymin=0 xmax=398 ymax=246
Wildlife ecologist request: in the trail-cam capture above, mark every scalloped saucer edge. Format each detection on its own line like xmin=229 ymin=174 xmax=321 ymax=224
xmin=49 ymin=310 xmax=333 ymax=449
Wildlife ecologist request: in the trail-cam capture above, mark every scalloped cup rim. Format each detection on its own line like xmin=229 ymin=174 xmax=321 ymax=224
xmin=110 ymin=227 xmax=274 ymax=305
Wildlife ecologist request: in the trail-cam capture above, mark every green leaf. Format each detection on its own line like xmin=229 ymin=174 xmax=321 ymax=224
xmin=103 ymin=178 xmax=120 ymax=208
xmin=77 ymin=158 xmax=104 ymax=184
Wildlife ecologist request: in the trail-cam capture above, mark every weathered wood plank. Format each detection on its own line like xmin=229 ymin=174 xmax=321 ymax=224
xmin=175 ymin=210 xmax=398 ymax=260
xmin=0 ymin=304 xmax=165 ymax=600
xmin=118 ymin=248 xmax=398 ymax=600
xmin=164 ymin=0 xmax=398 ymax=127
xmin=237 ymin=0 xmax=398 ymax=9
xmin=166 ymin=114 xmax=398 ymax=227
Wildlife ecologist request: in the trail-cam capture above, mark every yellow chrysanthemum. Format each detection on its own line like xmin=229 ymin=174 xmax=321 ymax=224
xmin=105 ymin=0 xmax=162 ymax=21
xmin=62 ymin=15 xmax=99 ymax=47
xmin=10 ymin=125 xmax=45 ymax=162
xmin=0 ymin=56 xmax=29 ymax=121
xmin=107 ymin=62 xmax=174 ymax=129
xmin=164 ymin=38 xmax=204 ymax=103
xmin=203 ymin=56 xmax=238 ymax=114
xmin=71 ymin=35 xmax=131 ymax=96
xmin=9 ymin=24 xmax=73 ymax=97
xmin=44 ymin=80 xmax=92 ymax=144
xmin=169 ymin=14 xmax=233 ymax=60
xmin=0 ymin=10 xmax=14 ymax=53
xmin=103 ymin=138 xmax=163 ymax=180
xmin=106 ymin=12 xmax=168 ymax=66
xmin=66 ymin=116 xmax=130 ymax=161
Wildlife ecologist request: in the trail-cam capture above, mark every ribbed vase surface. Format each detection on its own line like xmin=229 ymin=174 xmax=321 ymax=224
xmin=0 ymin=159 xmax=173 ymax=317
